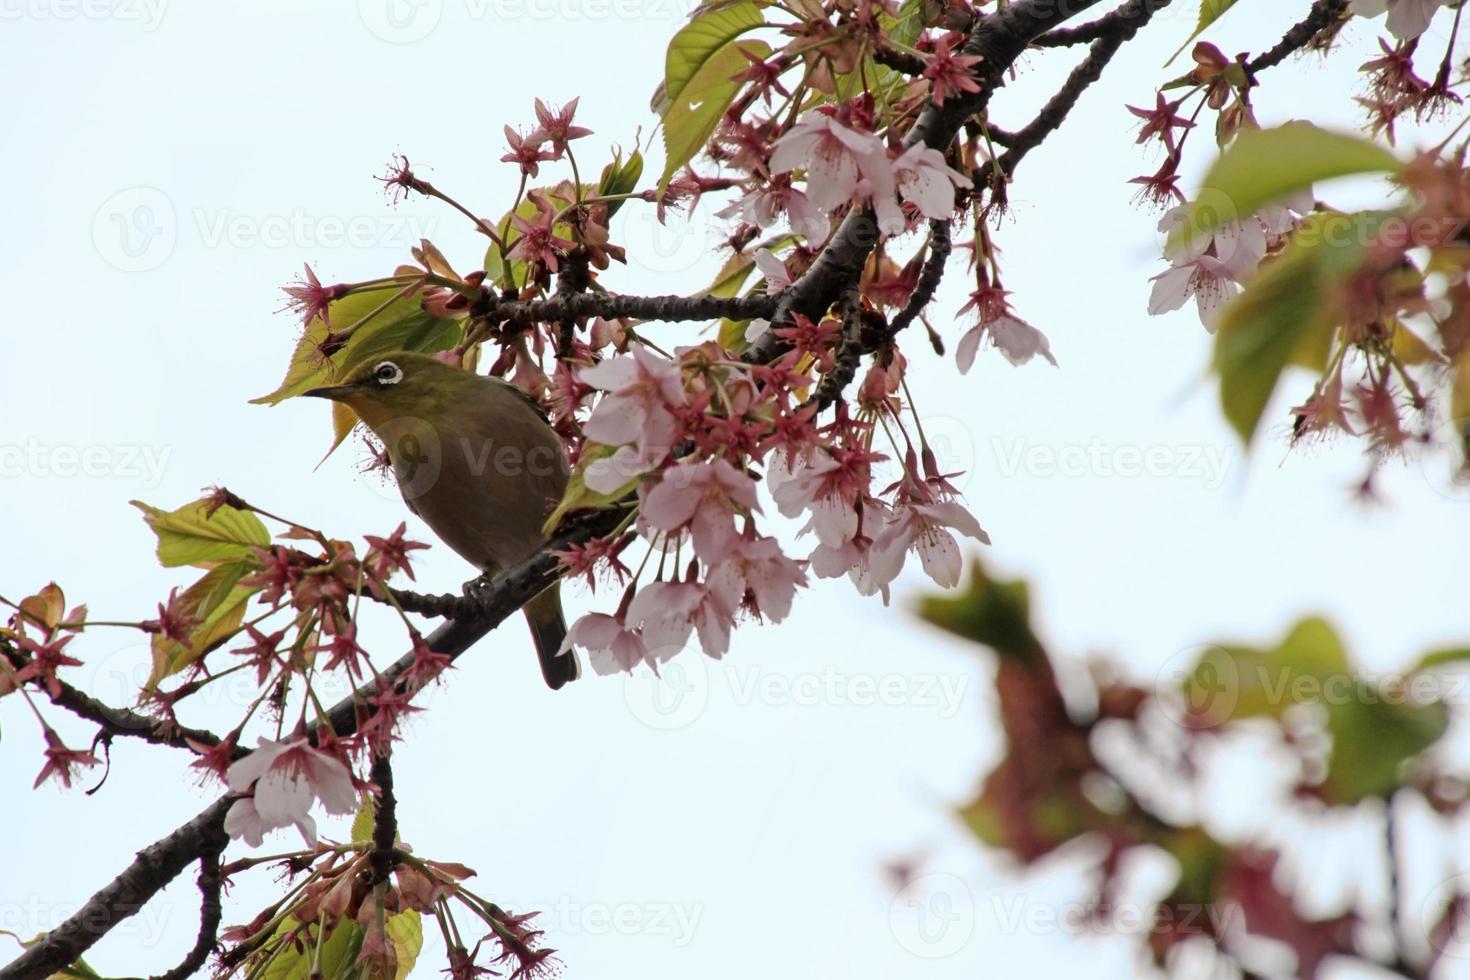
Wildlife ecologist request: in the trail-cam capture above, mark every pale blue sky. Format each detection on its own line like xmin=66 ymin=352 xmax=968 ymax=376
xmin=3 ymin=2 xmax=1469 ymax=978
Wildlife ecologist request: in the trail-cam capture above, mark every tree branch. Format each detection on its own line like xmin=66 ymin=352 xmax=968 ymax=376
xmin=0 ymin=642 xmax=229 ymax=755
xmin=148 ymin=845 xmax=225 ymax=980
xmin=1247 ymin=0 xmax=1347 ymax=76
xmin=0 ymin=506 xmax=628 ymax=980
xmin=480 ymin=289 xmax=775 ymax=326
xmin=994 ymin=0 xmax=1177 ymax=179
xmin=749 ymin=0 xmax=1114 ymax=363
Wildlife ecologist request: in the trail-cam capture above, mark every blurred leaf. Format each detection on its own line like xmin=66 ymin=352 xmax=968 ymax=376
xmin=1179 ymin=618 xmax=1450 ymax=802
xmin=147 ymin=561 xmax=258 ymax=690
xmin=659 ymin=39 xmax=771 ymax=192
xmin=918 ymin=561 xmax=1040 ymax=660
xmin=131 ymin=498 xmax=270 ymax=569
xmin=1414 ymin=647 xmax=1470 ymax=672
xmin=1323 ymin=696 xmax=1446 ymax=803
xmin=1212 ymin=212 xmax=1369 ymax=446
xmin=1170 ymin=124 xmax=1398 ymax=252
xmin=252 ymin=290 xmax=461 ymax=406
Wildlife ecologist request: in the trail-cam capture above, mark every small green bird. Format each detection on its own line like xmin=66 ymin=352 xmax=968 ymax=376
xmin=305 ymin=352 xmax=579 ymax=689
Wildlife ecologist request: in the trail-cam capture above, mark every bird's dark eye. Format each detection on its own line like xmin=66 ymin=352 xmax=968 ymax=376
xmin=373 ymin=361 xmax=403 ymax=385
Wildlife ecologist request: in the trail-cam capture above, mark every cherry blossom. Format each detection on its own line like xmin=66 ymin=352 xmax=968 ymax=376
xmin=705 ymin=535 xmax=807 ymax=622
xmin=891 ymin=144 xmax=968 ymax=222
xmin=580 ymin=345 xmax=687 ymax=489
xmin=716 ymin=179 xmax=829 ymax=243
xmin=868 ymin=496 xmax=990 ymax=589
xmin=224 ymin=737 xmax=358 ymax=847
xmin=561 ymin=610 xmax=653 ymax=675
xmin=626 ymin=580 xmax=736 ymax=659
xmin=956 ymin=312 xmax=1057 ymax=371
xmin=642 ymin=458 xmax=761 ymax=563
xmin=768 ymin=111 xmax=886 ymax=214
xmin=1350 ymin=0 xmax=1452 ymax=39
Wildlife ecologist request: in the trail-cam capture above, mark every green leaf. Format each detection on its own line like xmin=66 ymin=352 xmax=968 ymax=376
xmin=351 ymin=795 xmax=376 ymax=843
xmin=1166 ymin=0 xmax=1243 ymax=65
xmin=1323 ymin=696 xmax=1447 ymax=803
xmin=656 ymin=1 xmax=766 ymax=115
xmin=1169 ymin=123 xmax=1399 ymax=252
xmin=597 ymin=148 xmax=645 ymax=218
xmin=252 ymin=290 xmax=462 ymax=406
xmin=1211 ymin=212 xmax=1370 ymax=446
xmin=659 ymin=38 xmax=771 ymax=191
xmin=1178 ymin=617 xmax=1351 ymax=727
xmin=918 ymin=562 xmax=1040 ymax=661
xmin=383 ymin=911 xmax=423 ymax=980
xmin=1414 ymin=647 xmax=1470 ymax=672
xmin=259 ymin=918 xmax=362 ymax=980
xmin=131 ymin=498 xmax=270 ymax=568
xmin=147 ymin=561 xmax=259 ymax=690
xmin=543 ymin=443 xmax=638 ymax=534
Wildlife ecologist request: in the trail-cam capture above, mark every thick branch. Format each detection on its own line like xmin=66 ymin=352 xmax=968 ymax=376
xmin=367 ymin=752 xmax=397 ymax=888
xmin=0 ymin=799 xmax=232 ymax=980
xmin=148 ymin=845 xmax=224 ymax=980
xmin=482 ymin=289 xmax=775 ymax=326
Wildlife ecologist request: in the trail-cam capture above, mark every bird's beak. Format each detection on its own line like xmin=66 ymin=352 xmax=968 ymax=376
xmin=302 ymin=383 xmax=359 ymax=401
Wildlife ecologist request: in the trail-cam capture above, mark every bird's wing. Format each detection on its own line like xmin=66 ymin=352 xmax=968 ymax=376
xmin=486 ymin=375 xmax=551 ymax=422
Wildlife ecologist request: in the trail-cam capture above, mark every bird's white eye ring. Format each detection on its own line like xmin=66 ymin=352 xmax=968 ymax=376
xmin=373 ymin=361 xmax=403 ymax=385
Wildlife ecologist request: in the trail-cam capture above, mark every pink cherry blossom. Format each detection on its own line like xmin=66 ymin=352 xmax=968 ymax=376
xmin=956 ymin=313 xmax=1057 ymax=371
xmin=1350 ymin=0 xmax=1451 ymax=39
xmin=769 ymin=449 xmax=878 ymax=548
xmin=580 ymin=346 xmax=686 ymax=487
xmin=869 ymin=499 xmax=990 ymax=589
xmin=642 ymin=458 xmax=761 ymax=563
xmin=561 ymin=611 xmax=651 ymax=675
xmin=716 ymin=180 xmax=830 ymax=244
xmin=224 ymin=737 xmax=358 ymax=847
xmin=769 ymin=112 xmax=887 ymax=214
xmin=705 ymin=535 xmax=807 ymax=622
xmin=753 ymin=248 xmax=793 ymax=293
xmin=626 ymin=580 xmax=736 ymax=659
xmin=891 ymin=144 xmax=968 ymax=221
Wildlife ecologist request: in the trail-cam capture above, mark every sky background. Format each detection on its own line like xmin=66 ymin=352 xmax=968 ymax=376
xmin=3 ymin=1 xmax=1469 ymax=977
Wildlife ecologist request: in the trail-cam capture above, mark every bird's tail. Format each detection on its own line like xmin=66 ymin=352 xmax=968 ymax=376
xmin=524 ymin=586 xmax=579 ymax=690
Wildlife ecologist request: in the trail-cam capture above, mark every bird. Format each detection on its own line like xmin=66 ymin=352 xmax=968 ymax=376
xmin=304 ymin=351 xmax=580 ymax=689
